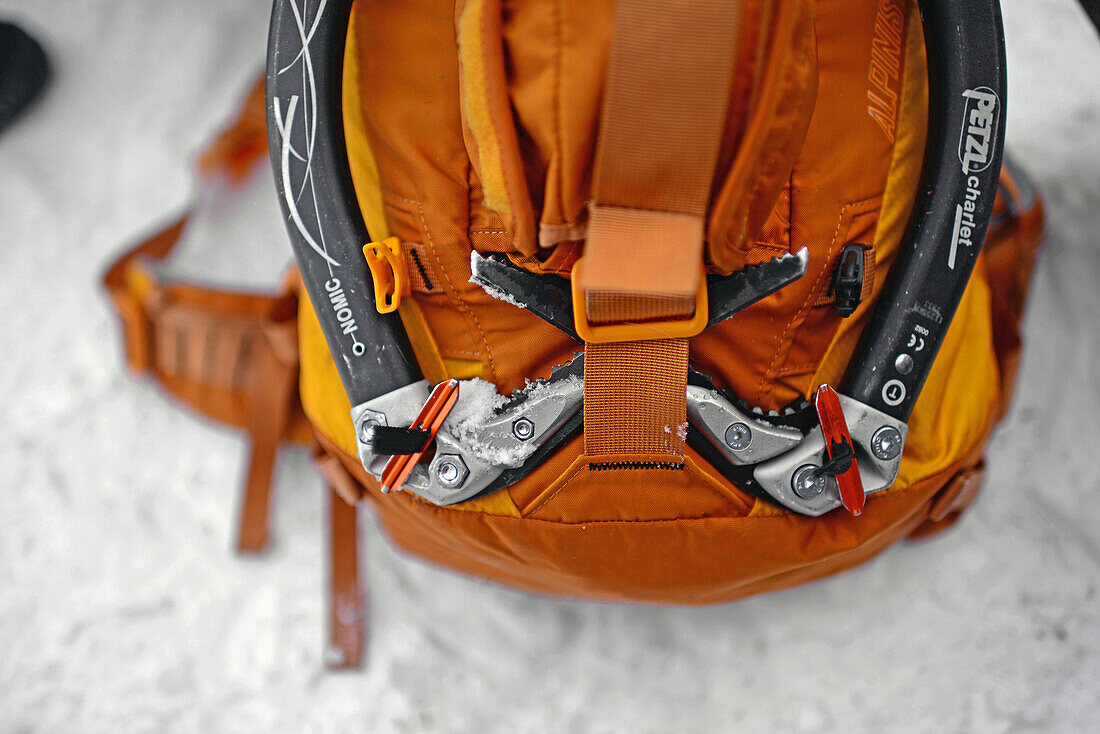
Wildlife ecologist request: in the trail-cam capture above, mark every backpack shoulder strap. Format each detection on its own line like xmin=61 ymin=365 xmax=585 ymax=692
xmin=102 ymin=77 xmax=304 ymax=554
xmin=102 ymin=75 xmax=367 ymax=668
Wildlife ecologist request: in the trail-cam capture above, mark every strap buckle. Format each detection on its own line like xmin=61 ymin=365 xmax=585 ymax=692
xmin=569 ymin=257 xmax=708 ymax=343
xmin=362 ymin=236 xmax=408 ymax=314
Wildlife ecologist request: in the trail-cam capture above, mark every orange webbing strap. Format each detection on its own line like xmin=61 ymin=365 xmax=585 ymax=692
xmin=103 ymin=211 xmax=303 ymax=554
xmin=102 ymin=75 xmax=305 ymax=555
xmin=327 ymin=484 xmax=364 ymax=669
xmin=578 ymin=0 xmax=742 ymax=459
xmin=584 ymin=340 xmax=691 ymax=455
xmin=313 ymin=444 xmax=365 ymax=669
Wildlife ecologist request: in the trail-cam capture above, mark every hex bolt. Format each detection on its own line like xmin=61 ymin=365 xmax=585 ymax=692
xmin=356 ymin=410 xmax=387 ymax=444
xmin=871 ymin=426 xmax=904 ymax=461
xmin=358 ymin=419 xmax=380 ymax=444
xmin=435 ymin=454 xmax=469 ymax=488
xmin=792 ymin=464 xmax=827 ymax=499
xmin=512 ymin=417 xmax=535 ymax=441
xmin=724 ymin=422 xmax=752 ymax=451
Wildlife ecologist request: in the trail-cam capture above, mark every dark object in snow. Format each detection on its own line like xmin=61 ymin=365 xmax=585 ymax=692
xmin=0 ymin=21 xmax=50 ymax=134
xmin=1080 ymin=0 xmax=1100 ymax=35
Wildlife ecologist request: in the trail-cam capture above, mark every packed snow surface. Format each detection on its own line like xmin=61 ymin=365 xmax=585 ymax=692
xmin=2 ymin=1 xmax=1100 ymax=732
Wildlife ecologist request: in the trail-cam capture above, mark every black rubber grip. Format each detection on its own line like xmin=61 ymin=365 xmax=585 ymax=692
xmin=267 ymin=0 xmax=422 ymax=406
xmin=842 ymin=0 xmax=1007 ymax=421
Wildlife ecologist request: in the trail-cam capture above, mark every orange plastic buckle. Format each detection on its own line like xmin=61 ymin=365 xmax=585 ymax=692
xmin=569 ymin=258 xmax=708 ymax=343
xmin=362 ymin=236 xmax=408 ymax=314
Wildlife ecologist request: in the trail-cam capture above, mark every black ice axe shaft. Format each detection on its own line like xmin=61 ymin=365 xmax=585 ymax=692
xmin=842 ymin=0 xmax=1007 ymax=422
xmin=267 ymin=0 xmax=421 ymax=407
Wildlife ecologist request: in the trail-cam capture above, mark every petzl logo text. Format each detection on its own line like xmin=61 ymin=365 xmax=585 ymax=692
xmin=948 ymin=87 xmax=1000 ymax=270
xmin=957 ymin=87 xmax=999 ymax=175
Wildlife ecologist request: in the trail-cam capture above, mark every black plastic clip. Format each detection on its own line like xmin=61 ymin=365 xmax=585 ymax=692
xmin=832 ymin=244 xmax=867 ymax=317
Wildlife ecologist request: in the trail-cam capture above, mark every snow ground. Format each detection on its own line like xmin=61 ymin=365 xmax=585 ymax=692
xmin=1 ymin=1 xmax=1098 ymax=732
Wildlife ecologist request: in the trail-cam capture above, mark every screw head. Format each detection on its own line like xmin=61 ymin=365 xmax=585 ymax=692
xmin=355 ymin=410 xmax=387 ymax=443
xmin=792 ymin=464 xmax=827 ymax=499
xmin=358 ymin=419 xmax=379 ymax=443
xmin=438 ymin=462 xmax=459 ymax=483
xmin=871 ymin=426 xmax=904 ymax=461
xmin=512 ymin=417 xmax=535 ymax=441
xmin=435 ymin=454 xmax=468 ymax=488
xmin=724 ymin=422 xmax=752 ymax=451
xmin=895 ymin=353 xmax=915 ymax=376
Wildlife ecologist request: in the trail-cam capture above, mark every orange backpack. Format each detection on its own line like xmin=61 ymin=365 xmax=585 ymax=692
xmin=106 ymin=0 xmax=1044 ymax=668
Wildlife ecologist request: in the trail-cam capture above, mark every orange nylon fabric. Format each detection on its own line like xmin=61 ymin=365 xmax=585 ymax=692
xmin=580 ymin=0 xmax=741 ymax=303
xmin=581 ymin=207 xmax=703 ymax=310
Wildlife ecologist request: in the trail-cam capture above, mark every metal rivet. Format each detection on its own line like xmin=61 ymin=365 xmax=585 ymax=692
xmin=895 ymin=353 xmax=915 ymax=375
xmin=512 ymin=417 xmax=535 ymax=441
xmin=792 ymin=464 xmax=827 ymax=499
xmin=871 ymin=426 xmax=904 ymax=461
xmin=356 ymin=410 xmax=387 ymax=444
xmin=724 ymin=422 xmax=752 ymax=451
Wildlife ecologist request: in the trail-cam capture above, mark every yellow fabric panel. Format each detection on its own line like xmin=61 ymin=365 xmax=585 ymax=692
xmin=892 ymin=268 xmax=997 ymax=490
xmin=397 ymin=300 xmax=449 ymax=384
xmin=342 ymin=18 xmax=388 ymax=242
xmin=298 ymin=287 xmax=356 ymax=457
xmin=442 ymin=358 xmax=485 ymax=380
xmin=447 ymin=486 xmax=521 ymax=516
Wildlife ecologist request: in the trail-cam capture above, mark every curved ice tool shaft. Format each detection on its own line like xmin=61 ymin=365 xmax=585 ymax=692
xmin=842 ymin=0 xmax=1007 ymax=423
xmin=739 ymin=0 xmax=1009 ymax=515
xmin=267 ymin=0 xmax=422 ymax=408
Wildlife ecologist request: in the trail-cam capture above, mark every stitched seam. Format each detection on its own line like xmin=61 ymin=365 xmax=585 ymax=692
xmin=754 ymin=198 xmax=878 ymax=404
xmin=751 ymin=242 xmax=788 ymax=254
xmin=523 ymin=460 xmax=587 ymax=516
xmin=386 ymin=192 xmax=421 ymax=209
xmin=408 ymin=248 xmax=434 ymax=291
xmin=588 ymin=461 xmax=684 ymax=471
xmin=415 ymin=200 xmax=499 ymax=381
xmin=775 ymin=361 xmax=819 ymax=377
